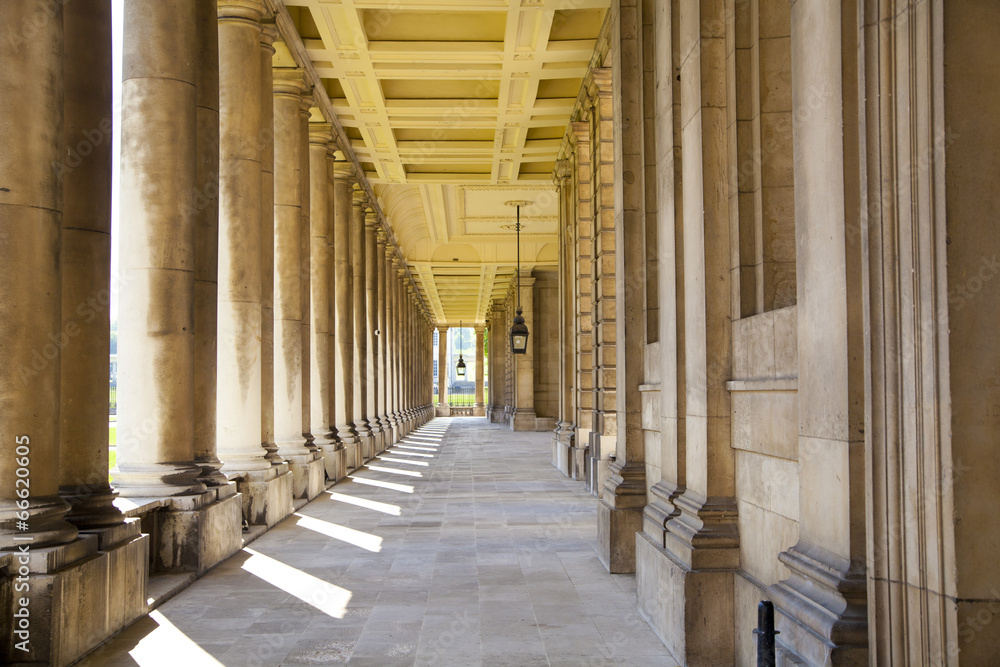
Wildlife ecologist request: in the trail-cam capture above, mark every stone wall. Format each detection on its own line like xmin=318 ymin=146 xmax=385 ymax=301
xmin=532 ymin=268 xmax=560 ymax=423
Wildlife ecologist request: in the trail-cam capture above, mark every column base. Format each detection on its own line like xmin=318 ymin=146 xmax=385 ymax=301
xmin=472 ymin=403 xmax=485 ymax=416
xmin=230 ymin=466 xmax=293 ymax=528
xmin=767 ymin=543 xmax=868 ymax=666
xmin=551 ymin=422 xmax=575 ymax=477
xmin=641 ymin=481 xmax=683 ymax=548
xmin=597 ymin=463 xmax=646 ymax=573
xmin=586 ymin=431 xmax=615 ymax=496
xmin=436 ymin=404 xmax=452 ymax=417
xmin=139 ymin=484 xmax=243 ymax=574
xmin=381 ymin=417 xmax=395 ymax=448
xmin=635 ymin=530 xmax=735 ymax=667
xmin=510 ymin=408 xmax=537 ymax=431
xmin=109 ymin=461 xmax=208 ymax=499
xmin=369 ymin=425 xmax=385 ymax=458
xmin=1 ymin=524 xmax=149 ymax=667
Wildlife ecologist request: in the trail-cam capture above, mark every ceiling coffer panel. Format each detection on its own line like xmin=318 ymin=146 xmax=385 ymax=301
xmin=284 ymin=0 xmax=609 ymax=322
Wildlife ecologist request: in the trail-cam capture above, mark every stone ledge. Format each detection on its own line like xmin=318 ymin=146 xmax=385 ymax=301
xmin=726 ymin=378 xmax=798 ymax=392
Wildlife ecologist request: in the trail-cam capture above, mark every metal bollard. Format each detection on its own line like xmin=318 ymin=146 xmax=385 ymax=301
xmin=753 ymin=600 xmax=779 ymax=667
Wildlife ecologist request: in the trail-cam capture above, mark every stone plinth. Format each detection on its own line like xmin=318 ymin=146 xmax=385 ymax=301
xmin=232 ymin=468 xmax=293 ymax=528
xmin=0 ymin=523 xmax=148 ymax=667
xmin=636 ymin=531 xmax=735 ymax=666
xmin=286 ymin=456 xmax=326 ymax=501
xmin=137 ymin=484 xmax=242 ymax=574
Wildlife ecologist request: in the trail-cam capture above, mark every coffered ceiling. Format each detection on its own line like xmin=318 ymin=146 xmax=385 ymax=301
xmin=279 ymin=0 xmax=609 ymax=324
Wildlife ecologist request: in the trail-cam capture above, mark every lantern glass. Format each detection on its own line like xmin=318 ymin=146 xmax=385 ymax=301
xmin=456 ymin=357 xmax=466 ymax=376
xmin=509 ymin=309 xmax=529 ymax=355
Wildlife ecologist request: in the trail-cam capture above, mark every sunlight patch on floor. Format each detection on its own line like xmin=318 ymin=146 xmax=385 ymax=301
xmin=129 ymin=611 xmax=224 ymax=666
xmin=240 ymin=548 xmax=352 ymax=618
xmin=293 ymin=513 xmax=383 ymax=552
xmin=327 ymin=491 xmax=402 ymax=515
xmin=348 ymin=475 xmax=415 ymax=493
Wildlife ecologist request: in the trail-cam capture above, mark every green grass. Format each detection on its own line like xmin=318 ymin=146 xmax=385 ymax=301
xmin=109 ymin=426 xmax=116 ymax=482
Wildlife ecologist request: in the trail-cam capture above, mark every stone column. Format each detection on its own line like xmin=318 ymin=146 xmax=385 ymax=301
xmin=272 ymin=68 xmax=319 ymax=500
xmin=57 ymin=1 xmax=126 ymax=527
xmin=217 ymin=0 xmax=291 ymax=526
xmin=376 ymin=229 xmax=392 ymax=446
xmin=259 ymin=21 xmax=280 ymax=466
xmin=323 ymin=148 xmax=344 ymax=478
xmin=571 ymin=120 xmax=596 ymax=472
xmin=511 ymin=275 xmax=537 ymax=431
xmin=599 ymin=0 xmax=648 ymax=575
xmin=351 ymin=188 xmax=373 ymax=457
xmin=298 ymin=92 xmax=313 ymax=452
xmin=387 ymin=254 xmax=400 ymax=434
xmin=638 ymin=0 xmax=688 ymax=606
xmin=552 ymin=159 xmax=577 ymax=475
xmin=587 ymin=68 xmax=617 ymax=496
xmin=437 ymin=326 xmax=450 ymax=415
xmin=331 ymin=165 xmax=359 ymax=465
xmin=383 ymin=253 xmax=394 ymax=429
xmin=488 ymin=303 xmax=507 ymax=423
xmin=364 ymin=207 xmax=384 ymax=453
xmin=217 ymin=0 xmax=265 ymax=476
xmin=309 ymin=123 xmax=337 ymax=472
xmin=405 ymin=284 xmax=417 ymax=426
xmin=656 ymin=0 xmax=740 ymax=661
xmin=191 ymin=0 xmax=227 ymax=488
xmin=0 ymin=0 xmax=78 ymax=549
xmin=473 ymin=326 xmax=486 ymax=415
xmin=115 ymin=0 xmax=205 ymax=497
xmin=391 ymin=262 xmax=404 ymax=433
xmin=767 ymin=2 xmax=867 ymax=663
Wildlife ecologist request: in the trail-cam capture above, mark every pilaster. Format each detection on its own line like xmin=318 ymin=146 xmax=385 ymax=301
xmin=511 ymin=276 xmax=537 ymax=431
xmin=473 ymin=326 xmax=486 ymax=416
xmin=599 ymin=0 xmax=647 ymax=575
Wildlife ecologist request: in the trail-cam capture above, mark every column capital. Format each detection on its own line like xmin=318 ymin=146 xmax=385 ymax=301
xmin=299 ymin=90 xmax=314 ymax=117
xmin=260 ymin=20 xmax=279 ymax=50
xmin=218 ymin=0 xmax=265 ymax=23
xmin=352 ymin=184 xmax=367 ymax=207
xmin=309 ymin=121 xmax=333 ymax=146
xmin=273 ymin=67 xmax=307 ymax=98
xmin=364 ymin=208 xmax=378 ymax=228
xmin=332 ymin=159 xmax=353 ymax=181
xmin=376 ymin=228 xmax=388 ymax=244
xmin=587 ymin=66 xmax=613 ymax=97
xmin=553 ymin=159 xmax=572 ymax=184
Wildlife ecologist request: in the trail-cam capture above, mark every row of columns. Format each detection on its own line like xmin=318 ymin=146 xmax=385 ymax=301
xmin=483 ymin=276 xmax=537 ymax=431
xmin=548 ymin=0 xmax=1000 ymax=664
xmin=0 ymin=6 xmax=433 ymax=662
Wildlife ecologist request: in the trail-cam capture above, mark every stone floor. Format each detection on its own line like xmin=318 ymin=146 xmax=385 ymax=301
xmin=77 ymin=418 xmax=675 ymax=666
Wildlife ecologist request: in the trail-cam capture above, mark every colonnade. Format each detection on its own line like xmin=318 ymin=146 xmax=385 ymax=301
xmin=546 ymin=1 xmax=1000 ymax=665
xmin=0 ymin=3 xmax=432 ymax=664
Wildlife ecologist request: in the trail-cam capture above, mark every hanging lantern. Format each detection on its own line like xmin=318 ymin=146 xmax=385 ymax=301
xmin=456 ymin=321 xmax=467 ymax=376
xmin=507 ymin=200 xmax=531 ymax=355
xmin=509 ymin=308 xmax=528 ymax=354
